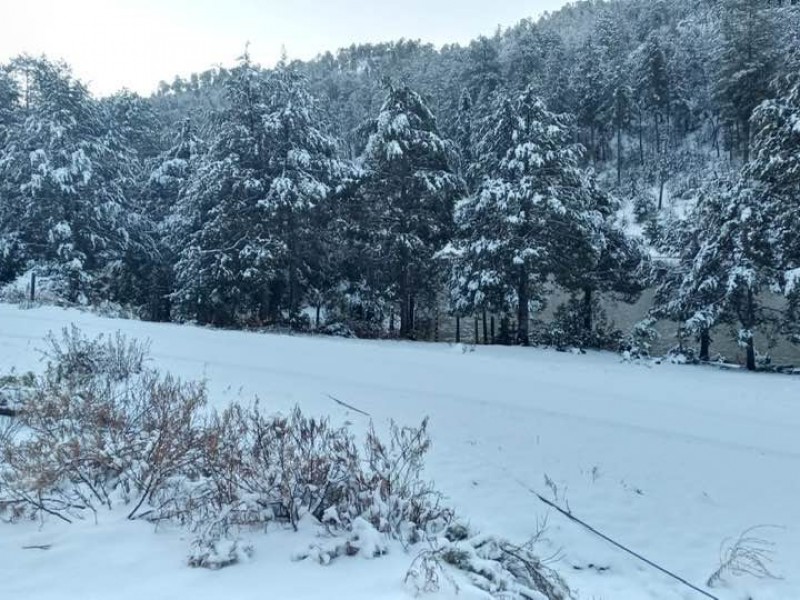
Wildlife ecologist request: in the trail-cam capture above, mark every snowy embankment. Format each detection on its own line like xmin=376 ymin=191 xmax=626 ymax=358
xmin=1 ymin=303 xmax=798 ymax=600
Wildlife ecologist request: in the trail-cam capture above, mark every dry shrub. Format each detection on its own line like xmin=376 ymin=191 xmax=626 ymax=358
xmin=707 ymin=525 xmax=783 ymax=587
xmin=0 ymin=329 xmax=206 ymax=523
xmin=194 ymin=405 xmax=451 ymax=550
xmin=0 ymin=328 xmax=573 ymax=598
xmin=0 ymin=328 xmax=450 ymax=544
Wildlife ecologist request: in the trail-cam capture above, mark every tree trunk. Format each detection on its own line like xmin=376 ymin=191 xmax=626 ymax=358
xmin=699 ymin=328 xmax=710 ymax=362
xmin=617 ymin=122 xmax=622 ymax=187
xmin=474 ymin=317 xmax=479 ymax=345
xmin=287 ymin=214 xmax=299 ymax=320
xmin=582 ymin=287 xmax=593 ymax=337
xmin=712 ymin=118 xmax=721 ymax=158
xmin=654 ymin=113 xmax=661 ymax=157
xmin=741 ymin=117 xmax=750 ymax=163
xmin=399 ymin=266 xmax=412 ymax=339
xmin=638 ymin=108 xmax=645 ymax=166
xmin=743 ymin=289 xmax=757 ymax=371
xmin=517 ymin=268 xmax=530 ymax=346
xmin=259 ymin=286 xmax=271 ymax=324
xmin=746 ymin=337 xmax=756 ymax=372
xmin=499 ymin=316 xmax=511 ymax=345
xmin=409 ymin=295 xmax=416 ymax=338
xmin=491 ymin=315 xmax=496 ymax=344
xmin=482 ymin=310 xmax=488 ymax=344
xmin=455 ymin=316 xmax=461 ymax=343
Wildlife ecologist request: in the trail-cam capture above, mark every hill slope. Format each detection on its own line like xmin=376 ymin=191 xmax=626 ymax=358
xmin=1 ymin=303 xmax=798 ymax=599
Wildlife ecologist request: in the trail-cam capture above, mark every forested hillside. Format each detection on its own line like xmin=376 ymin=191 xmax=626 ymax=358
xmin=1 ymin=0 xmax=799 ymax=369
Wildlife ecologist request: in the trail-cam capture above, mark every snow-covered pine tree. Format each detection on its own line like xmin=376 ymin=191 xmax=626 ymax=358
xmin=651 ymin=179 xmax=732 ymax=361
xmin=258 ymin=64 xmax=347 ymax=323
xmin=0 ymin=65 xmax=17 ymax=145
xmin=748 ymin=72 xmax=800 ymax=340
xmin=714 ymin=0 xmax=778 ymax=161
xmin=464 ymin=37 xmax=502 ymax=109
xmin=573 ymin=36 xmax=610 ymax=164
xmin=173 ymin=54 xmax=344 ymax=326
xmin=144 ymin=118 xmax=205 ymax=320
xmin=359 ymin=83 xmax=463 ymax=339
xmin=658 ymin=175 xmax=776 ymax=370
xmin=173 ymin=54 xmax=279 ymax=325
xmin=0 ymin=65 xmax=22 ymax=283
xmin=551 ymin=177 xmax=649 ymax=348
xmin=448 ymin=87 xmax=594 ymax=346
xmin=635 ymin=32 xmax=671 ymax=158
xmin=455 ymin=89 xmax=475 ymax=188
xmin=0 ymin=56 xmax=140 ymax=303
xmin=101 ymin=91 xmax=171 ymax=311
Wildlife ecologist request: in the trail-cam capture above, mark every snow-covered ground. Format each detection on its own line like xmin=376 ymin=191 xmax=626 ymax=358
xmin=1 ymin=303 xmax=799 ymax=600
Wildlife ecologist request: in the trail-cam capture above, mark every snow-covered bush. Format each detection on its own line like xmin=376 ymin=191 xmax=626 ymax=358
xmin=0 ymin=328 xmax=207 ymax=523
xmin=188 ymin=533 xmax=253 ymax=570
xmin=0 ymin=329 xmax=450 ymax=542
xmin=0 ymin=371 xmax=33 ymax=417
xmin=621 ymin=318 xmax=660 ymax=360
xmin=0 ymin=328 xmax=573 ymax=597
xmin=42 ymin=325 xmax=150 ymax=383
xmin=0 ymin=268 xmax=61 ymax=306
xmin=0 ymin=234 xmax=26 ymax=285
xmin=194 ymin=405 xmax=451 ymax=548
xmin=318 ymin=321 xmax=358 ymax=338
xmin=405 ymin=523 xmax=574 ymax=600
xmin=534 ymin=296 xmax=622 ymax=351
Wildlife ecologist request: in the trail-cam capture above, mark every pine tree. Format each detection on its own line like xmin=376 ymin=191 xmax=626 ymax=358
xmin=448 ymin=87 xmax=592 ymax=346
xmin=636 ymin=33 xmax=671 ymax=156
xmin=573 ymin=36 xmax=610 ymax=163
xmin=0 ymin=57 xmax=140 ymax=303
xmin=0 ymin=66 xmax=22 ymax=283
xmin=551 ymin=178 xmax=648 ymax=346
xmin=360 ymin=84 xmax=463 ymax=338
xmin=455 ymin=89 xmax=475 ymax=187
xmin=748 ymin=72 xmax=800 ymax=338
xmin=714 ymin=0 xmax=778 ymax=161
xmin=608 ymin=68 xmax=633 ymax=187
xmin=173 ymin=55 xmax=344 ymax=326
xmin=651 ymin=181 xmax=730 ymax=361
xmin=656 ymin=175 xmax=776 ymax=370
xmin=464 ymin=37 xmax=502 ymax=107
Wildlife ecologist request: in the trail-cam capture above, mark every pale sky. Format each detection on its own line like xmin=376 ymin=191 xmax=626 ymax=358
xmin=0 ymin=0 xmax=569 ymax=97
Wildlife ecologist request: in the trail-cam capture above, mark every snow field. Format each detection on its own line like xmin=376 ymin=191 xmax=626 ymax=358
xmin=1 ymin=303 xmax=798 ymax=599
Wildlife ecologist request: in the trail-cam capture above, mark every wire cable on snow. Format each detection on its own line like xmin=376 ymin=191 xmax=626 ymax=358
xmin=510 ymin=476 xmax=721 ymax=600
xmin=326 ymin=394 xmax=371 ymax=417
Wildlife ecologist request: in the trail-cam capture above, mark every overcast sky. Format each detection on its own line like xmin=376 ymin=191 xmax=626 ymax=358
xmin=0 ymin=0 xmax=569 ymax=97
